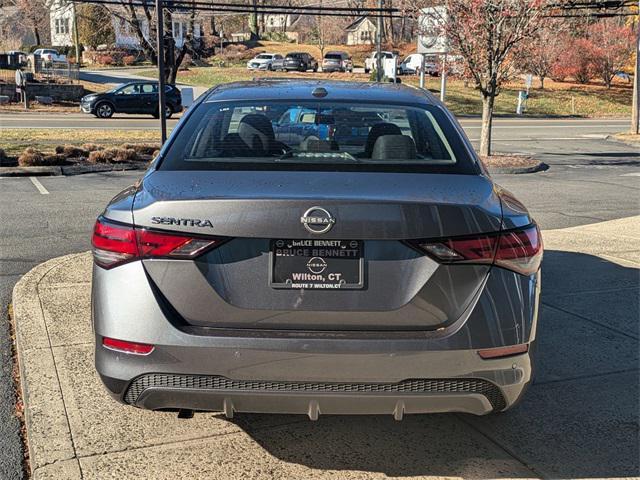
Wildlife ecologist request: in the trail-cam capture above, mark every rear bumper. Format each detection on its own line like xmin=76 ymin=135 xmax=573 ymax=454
xmin=98 ymin=349 xmax=532 ymax=418
xmin=93 ymin=260 xmax=539 ymax=418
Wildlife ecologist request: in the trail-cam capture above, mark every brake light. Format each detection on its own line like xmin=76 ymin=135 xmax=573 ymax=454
xmin=92 ymin=217 xmax=222 ymax=269
xmin=410 ymin=224 xmax=542 ymax=275
xmin=103 ymin=337 xmax=154 ymax=355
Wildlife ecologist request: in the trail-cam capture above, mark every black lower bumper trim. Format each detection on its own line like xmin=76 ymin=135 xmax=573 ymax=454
xmin=124 ymin=374 xmax=506 ymax=411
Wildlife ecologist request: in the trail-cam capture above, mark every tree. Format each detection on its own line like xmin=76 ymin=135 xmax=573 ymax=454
xmin=587 ymin=19 xmax=634 ymax=89
xmin=9 ymin=0 xmax=49 ymax=46
xmin=413 ymin=0 xmax=549 ymax=156
xmin=104 ymin=1 xmax=203 ymax=84
xmin=551 ymin=37 xmax=593 ymax=84
xmin=516 ymin=26 xmax=564 ymax=89
xmin=78 ymin=4 xmax=115 ymax=49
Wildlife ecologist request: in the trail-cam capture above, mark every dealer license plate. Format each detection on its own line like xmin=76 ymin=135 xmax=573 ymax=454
xmin=270 ymin=239 xmax=363 ymax=290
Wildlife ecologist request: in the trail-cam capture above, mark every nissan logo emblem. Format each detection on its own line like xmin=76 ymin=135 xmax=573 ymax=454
xmin=300 ymin=207 xmax=335 ymax=234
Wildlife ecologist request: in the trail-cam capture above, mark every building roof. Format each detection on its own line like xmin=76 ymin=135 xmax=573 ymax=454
xmin=204 ymin=79 xmax=436 ymax=105
xmin=344 ymin=16 xmax=375 ymax=31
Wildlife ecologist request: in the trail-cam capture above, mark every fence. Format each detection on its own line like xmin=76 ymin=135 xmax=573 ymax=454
xmin=0 ymin=58 xmax=79 ymax=85
xmin=31 ymin=58 xmax=79 ymax=84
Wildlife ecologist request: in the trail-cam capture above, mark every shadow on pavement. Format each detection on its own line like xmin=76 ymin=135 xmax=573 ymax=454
xmin=233 ymin=250 xmax=639 ymax=479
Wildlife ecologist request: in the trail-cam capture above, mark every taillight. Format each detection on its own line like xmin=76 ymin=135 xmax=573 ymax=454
xmin=410 ymin=224 xmax=542 ymax=275
xmin=92 ymin=217 xmax=222 ymax=269
xmin=494 ymin=225 xmax=543 ymax=275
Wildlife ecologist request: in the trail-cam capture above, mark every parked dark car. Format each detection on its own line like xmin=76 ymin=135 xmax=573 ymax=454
xmin=322 ymin=51 xmax=353 ymax=72
xmin=80 ymin=81 xmax=183 ymax=119
xmin=283 ymin=52 xmax=318 ymax=72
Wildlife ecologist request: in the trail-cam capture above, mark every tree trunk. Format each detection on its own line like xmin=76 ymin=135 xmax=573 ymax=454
xmin=479 ymin=93 xmax=495 ymax=157
xmin=249 ymin=0 xmax=259 ymax=40
xmin=34 ymin=26 xmax=41 ymax=45
xmin=539 ymin=76 xmax=545 ymax=89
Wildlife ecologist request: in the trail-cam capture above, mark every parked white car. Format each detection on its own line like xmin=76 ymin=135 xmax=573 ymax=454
xmin=364 ymin=51 xmax=398 ymax=74
xmin=399 ymin=54 xmax=439 ymax=76
xmin=246 ymin=53 xmax=283 ymax=71
xmin=28 ymin=49 xmax=67 ymax=68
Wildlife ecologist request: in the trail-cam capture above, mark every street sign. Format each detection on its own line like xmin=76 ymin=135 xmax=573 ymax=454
xmin=417 ymin=6 xmax=448 ymax=54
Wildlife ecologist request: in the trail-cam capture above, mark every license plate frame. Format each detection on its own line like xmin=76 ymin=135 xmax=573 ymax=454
xmin=269 ymin=239 xmax=364 ymax=290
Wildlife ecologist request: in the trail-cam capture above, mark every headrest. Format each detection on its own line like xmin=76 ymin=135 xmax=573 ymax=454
xmin=237 ymin=114 xmax=275 ymax=154
xmin=365 ymin=122 xmax=402 ymax=157
xmin=371 ymin=135 xmax=417 ymax=160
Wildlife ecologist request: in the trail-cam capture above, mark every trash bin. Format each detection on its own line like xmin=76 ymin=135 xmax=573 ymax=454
xmin=180 ymin=87 xmax=194 ymax=108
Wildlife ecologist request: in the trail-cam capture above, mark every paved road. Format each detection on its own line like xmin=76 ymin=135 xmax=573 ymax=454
xmin=0 ymin=113 xmax=630 ymax=136
xmin=0 ymin=132 xmax=638 ymax=478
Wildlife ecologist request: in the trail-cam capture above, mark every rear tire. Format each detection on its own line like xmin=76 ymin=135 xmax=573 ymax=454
xmin=153 ymin=107 xmax=173 ymax=119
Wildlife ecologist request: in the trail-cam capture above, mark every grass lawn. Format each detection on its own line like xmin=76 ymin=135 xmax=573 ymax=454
xmin=1 ymin=129 xmax=162 ymax=156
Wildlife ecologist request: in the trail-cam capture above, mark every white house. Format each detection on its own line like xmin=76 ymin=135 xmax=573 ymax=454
xmin=48 ymin=0 xmax=74 ymax=46
xmin=345 ymin=16 xmax=377 ymax=46
xmin=264 ymin=14 xmax=299 ymax=32
xmin=48 ymin=0 xmax=202 ymax=50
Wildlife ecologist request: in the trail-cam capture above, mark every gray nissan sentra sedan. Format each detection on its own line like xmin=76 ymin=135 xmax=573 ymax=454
xmin=92 ymin=80 xmax=542 ymax=420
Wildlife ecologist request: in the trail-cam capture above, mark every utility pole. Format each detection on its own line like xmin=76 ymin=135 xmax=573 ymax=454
xmin=73 ymin=3 xmax=81 ymax=68
xmin=632 ymin=3 xmax=639 ymax=134
xmin=376 ymin=0 xmax=382 ymax=81
xmin=156 ymin=0 xmax=167 ymax=144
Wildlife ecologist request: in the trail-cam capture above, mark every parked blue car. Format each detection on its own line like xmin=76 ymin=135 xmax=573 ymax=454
xmin=272 ymin=106 xmax=384 ymax=150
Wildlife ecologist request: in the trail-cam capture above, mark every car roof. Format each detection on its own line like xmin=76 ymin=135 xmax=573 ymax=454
xmin=204 ymin=79 xmax=437 ymax=105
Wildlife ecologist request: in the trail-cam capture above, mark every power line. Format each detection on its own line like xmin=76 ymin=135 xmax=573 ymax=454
xmin=71 ymin=0 xmax=398 ymax=15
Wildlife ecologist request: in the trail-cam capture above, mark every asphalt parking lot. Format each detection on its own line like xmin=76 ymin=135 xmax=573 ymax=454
xmin=0 ymin=121 xmax=638 ymax=479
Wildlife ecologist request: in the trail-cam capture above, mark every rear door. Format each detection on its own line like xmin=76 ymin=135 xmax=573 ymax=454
xmin=140 ymin=83 xmax=157 ymax=113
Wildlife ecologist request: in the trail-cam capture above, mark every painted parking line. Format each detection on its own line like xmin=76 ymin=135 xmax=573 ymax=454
xmin=29 ymin=177 xmax=49 ymax=195
xmin=620 ymin=172 xmax=640 ymax=177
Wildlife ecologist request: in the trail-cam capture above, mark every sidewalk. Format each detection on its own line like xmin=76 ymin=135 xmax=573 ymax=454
xmin=12 ymin=217 xmax=639 ymax=479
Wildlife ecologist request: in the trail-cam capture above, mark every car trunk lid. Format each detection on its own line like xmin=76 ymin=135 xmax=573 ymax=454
xmin=133 ymin=170 xmax=502 ymax=331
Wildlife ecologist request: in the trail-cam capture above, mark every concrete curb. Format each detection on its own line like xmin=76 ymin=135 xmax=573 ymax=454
xmin=12 ymin=253 xmax=88 ymax=479
xmin=487 ymin=162 xmax=549 ymax=175
xmin=0 ymin=166 xmax=62 ymax=177
xmin=0 ymin=163 xmax=147 ymax=177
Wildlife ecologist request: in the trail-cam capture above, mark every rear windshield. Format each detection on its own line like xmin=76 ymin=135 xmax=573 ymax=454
xmin=256 ymin=54 xmax=272 ymax=59
xmin=325 ymin=54 xmax=343 ymax=60
xmin=159 ymin=100 xmax=477 ymax=174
